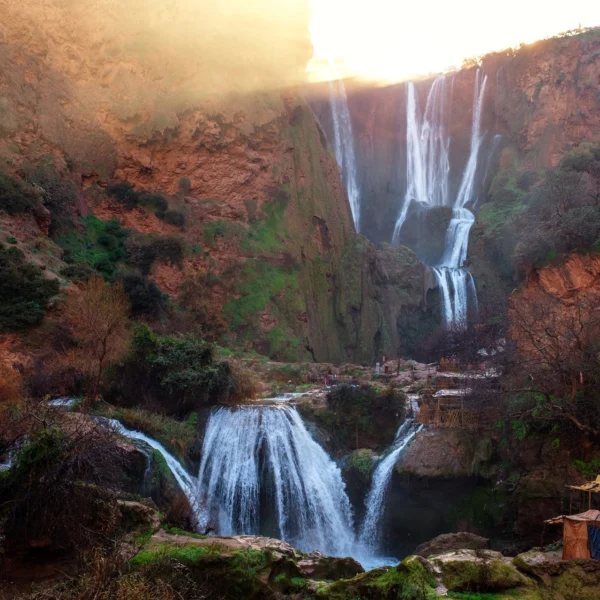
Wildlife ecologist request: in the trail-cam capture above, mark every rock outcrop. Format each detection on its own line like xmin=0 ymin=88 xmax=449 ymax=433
xmin=414 ymin=532 xmax=489 ymax=557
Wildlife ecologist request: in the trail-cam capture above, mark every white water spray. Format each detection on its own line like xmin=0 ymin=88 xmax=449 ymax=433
xmin=329 ymin=76 xmax=361 ymax=232
xmin=197 ymin=405 xmax=355 ymax=557
xmin=358 ymin=419 xmax=422 ymax=553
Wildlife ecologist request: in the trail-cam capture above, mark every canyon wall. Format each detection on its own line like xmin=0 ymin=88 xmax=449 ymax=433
xmin=313 ymin=28 xmax=600 ymax=246
xmin=0 ymin=0 xmax=425 ymax=364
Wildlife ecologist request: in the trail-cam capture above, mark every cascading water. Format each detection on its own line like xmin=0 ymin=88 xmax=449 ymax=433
xmin=394 ymin=70 xmax=487 ymax=330
xmin=197 ymin=405 xmax=355 ymax=557
xmin=329 ymin=76 xmax=361 ymax=232
xmin=102 ymin=418 xmax=198 ymax=509
xmin=358 ymin=419 xmax=422 ymax=554
xmin=392 ymin=76 xmax=450 ymax=243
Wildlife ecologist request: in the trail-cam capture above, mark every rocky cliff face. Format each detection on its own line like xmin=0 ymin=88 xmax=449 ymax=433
xmin=313 ymin=28 xmax=600 ymax=247
xmin=0 ymin=0 xmax=425 ymax=363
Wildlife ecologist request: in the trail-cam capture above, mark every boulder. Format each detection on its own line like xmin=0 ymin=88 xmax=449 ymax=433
xmin=297 ymin=554 xmax=363 ymax=580
xmin=431 ymin=549 xmax=531 ymax=592
xmin=414 ymin=532 xmax=489 ymax=557
xmin=117 ymin=500 xmax=161 ymax=531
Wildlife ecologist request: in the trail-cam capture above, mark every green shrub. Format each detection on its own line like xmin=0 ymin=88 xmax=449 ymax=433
xmin=0 ymin=244 xmax=59 ymax=330
xmin=60 ymin=263 xmax=95 ymax=282
xmin=56 ymin=215 xmax=128 ymax=278
xmin=0 ymin=424 xmax=125 ymax=551
xmin=107 ymin=182 xmax=171 ymax=218
xmin=161 ymin=209 xmax=186 ymax=228
xmin=5 ymin=235 xmax=17 ymax=244
xmin=128 ymin=235 xmax=185 ymax=275
xmin=107 ymin=182 xmax=140 ymax=210
xmin=119 ymin=271 xmax=168 ymax=319
xmin=105 ymin=324 xmax=234 ymax=415
xmin=573 ymin=457 xmax=600 ymax=478
xmin=0 ymin=171 xmax=39 ymax=214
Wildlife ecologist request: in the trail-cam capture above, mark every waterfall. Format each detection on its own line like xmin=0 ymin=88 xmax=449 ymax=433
xmin=455 ymin=70 xmax=488 ymax=210
xmin=102 ymin=418 xmax=198 ymax=510
xmin=358 ymin=419 xmax=422 ymax=553
xmin=197 ymin=405 xmax=355 ymax=557
xmin=329 ymin=77 xmax=361 ymax=232
xmin=392 ymin=76 xmax=450 ymax=244
xmin=395 ymin=69 xmax=487 ymax=330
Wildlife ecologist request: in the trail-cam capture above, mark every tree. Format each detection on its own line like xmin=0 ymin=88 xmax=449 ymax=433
xmin=62 ymin=277 xmax=129 ymax=409
xmin=506 ymin=289 xmax=600 ymax=435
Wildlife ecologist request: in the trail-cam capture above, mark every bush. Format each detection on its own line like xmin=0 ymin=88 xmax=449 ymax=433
xmin=60 ymin=263 xmax=95 ymax=282
xmin=0 ymin=244 xmax=59 ymax=330
xmin=162 ymin=209 xmax=186 ymax=228
xmin=57 ymin=215 xmax=128 ymax=278
xmin=105 ymin=324 xmax=234 ymax=415
xmin=119 ymin=271 xmax=168 ymax=319
xmin=0 ymin=423 xmax=127 ymax=552
xmin=107 ymin=182 xmax=170 ymax=218
xmin=321 ymin=384 xmax=407 ymax=451
xmin=0 ymin=171 xmax=40 ymax=214
xmin=107 ymin=182 xmax=140 ymax=210
xmin=127 ymin=235 xmax=185 ymax=276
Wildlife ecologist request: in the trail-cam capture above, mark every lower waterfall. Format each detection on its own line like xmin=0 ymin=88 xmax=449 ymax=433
xmin=358 ymin=419 xmax=422 ymax=553
xmin=197 ymin=405 xmax=355 ymax=557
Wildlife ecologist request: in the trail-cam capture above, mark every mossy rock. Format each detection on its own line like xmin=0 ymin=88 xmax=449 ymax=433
xmin=436 ymin=550 xmax=531 ymax=593
xmin=319 ymin=556 xmax=438 ymax=600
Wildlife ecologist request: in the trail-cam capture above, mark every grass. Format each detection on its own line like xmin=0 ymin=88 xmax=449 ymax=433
xmin=163 ymin=526 xmax=207 ymax=539
xmin=128 ymin=543 xmax=218 ymax=568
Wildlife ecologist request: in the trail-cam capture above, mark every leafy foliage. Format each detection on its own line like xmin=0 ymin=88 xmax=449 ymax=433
xmin=106 ymin=324 xmax=234 ymax=415
xmin=0 ymin=171 xmax=40 ymax=214
xmin=0 ymin=243 xmax=59 ymax=330
xmin=57 ymin=215 xmax=128 ymax=278
xmin=0 ymin=423 xmax=126 ymax=552
xmin=119 ymin=271 xmax=168 ymax=319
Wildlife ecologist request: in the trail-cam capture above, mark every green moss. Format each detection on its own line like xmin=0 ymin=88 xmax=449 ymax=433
xmin=129 ymin=543 xmax=216 ymax=568
xmin=440 ymin=558 xmax=527 ymax=593
xmin=240 ymin=200 xmax=288 ymax=255
xmin=348 ymin=449 xmax=374 ymax=479
xmin=319 ymin=557 xmax=437 ymax=600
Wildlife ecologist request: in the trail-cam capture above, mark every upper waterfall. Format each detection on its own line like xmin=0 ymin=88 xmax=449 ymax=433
xmin=393 ymin=76 xmax=450 ymax=244
xmin=393 ymin=69 xmax=487 ymax=331
xmin=329 ymin=77 xmax=361 ymax=232
xmin=197 ymin=405 xmax=355 ymax=557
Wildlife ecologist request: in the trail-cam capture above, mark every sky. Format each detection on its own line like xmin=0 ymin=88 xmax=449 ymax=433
xmin=308 ymin=0 xmax=600 ymax=82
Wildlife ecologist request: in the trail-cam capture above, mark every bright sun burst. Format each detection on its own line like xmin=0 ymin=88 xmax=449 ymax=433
xmin=308 ymin=0 xmax=600 ymax=82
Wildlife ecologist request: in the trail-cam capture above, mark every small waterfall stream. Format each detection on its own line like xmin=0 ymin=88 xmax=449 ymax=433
xmin=358 ymin=419 xmax=422 ymax=554
xmin=329 ymin=76 xmax=361 ymax=232
xmin=104 ymin=418 xmax=198 ymax=508
xmin=197 ymin=405 xmax=355 ymax=557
